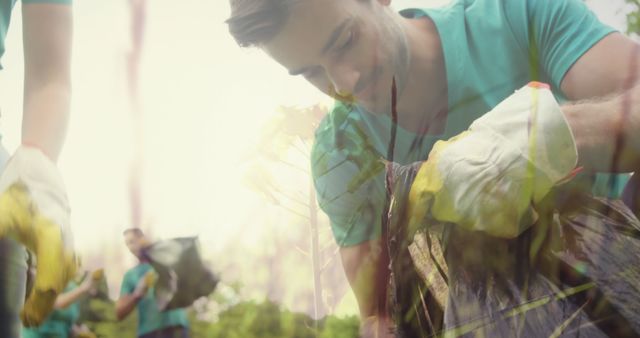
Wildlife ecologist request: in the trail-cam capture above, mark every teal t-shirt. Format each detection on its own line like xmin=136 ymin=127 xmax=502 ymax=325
xmin=311 ymin=0 xmax=624 ymax=247
xmin=0 ymin=0 xmax=71 ymax=69
xmin=22 ymin=282 xmax=80 ymax=338
xmin=120 ymin=263 xmax=189 ymax=337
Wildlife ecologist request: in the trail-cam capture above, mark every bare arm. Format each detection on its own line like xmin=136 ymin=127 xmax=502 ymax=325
xmin=21 ymin=3 xmax=72 ymax=161
xmin=340 ymin=238 xmax=395 ymax=337
xmin=115 ymin=293 xmax=142 ymax=321
xmin=560 ymin=33 xmax=640 ymax=173
xmin=116 ymin=272 xmax=152 ymax=321
xmin=53 ymin=283 xmax=89 ymax=310
xmin=54 ymin=274 xmax=99 ymax=309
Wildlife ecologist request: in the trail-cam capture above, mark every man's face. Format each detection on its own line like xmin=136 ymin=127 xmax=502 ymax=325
xmin=263 ymin=0 xmax=410 ymax=115
xmin=124 ymin=232 xmax=146 ymax=258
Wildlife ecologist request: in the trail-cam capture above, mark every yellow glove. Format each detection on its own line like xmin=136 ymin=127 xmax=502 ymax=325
xmin=91 ymin=268 xmax=104 ymax=281
xmin=407 ymin=82 xmax=578 ymax=238
xmin=0 ymin=146 xmax=76 ymax=326
xmin=143 ymin=270 xmax=157 ymax=288
xmin=133 ymin=270 xmax=157 ymax=298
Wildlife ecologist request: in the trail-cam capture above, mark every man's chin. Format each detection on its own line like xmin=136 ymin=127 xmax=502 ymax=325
xmin=332 ymin=93 xmax=389 ymax=115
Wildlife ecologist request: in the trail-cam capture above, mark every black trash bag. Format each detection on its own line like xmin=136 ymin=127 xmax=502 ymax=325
xmin=143 ymin=237 xmax=219 ymax=311
xmin=385 ymin=163 xmax=640 ymax=337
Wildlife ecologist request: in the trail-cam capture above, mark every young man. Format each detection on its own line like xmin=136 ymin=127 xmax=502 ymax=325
xmin=116 ymin=228 xmax=190 ymax=338
xmin=0 ymin=0 xmax=76 ymax=336
xmin=227 ymin=0 xmax=640 ymax=336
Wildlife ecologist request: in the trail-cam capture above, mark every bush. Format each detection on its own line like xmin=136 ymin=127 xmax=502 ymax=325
xmin=189 ymin=300 xmax=359 ymax=338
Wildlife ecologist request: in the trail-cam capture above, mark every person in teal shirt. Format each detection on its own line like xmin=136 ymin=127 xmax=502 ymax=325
xmin=116 ymin=228 xmax=189 ymax=338
xmin=22 ymin=275 xmax=98 ymax=338
xmin=226 ymin=0 xmax=640 ymax=335
xmin=0 ymin=0 xmax=74 ymax=337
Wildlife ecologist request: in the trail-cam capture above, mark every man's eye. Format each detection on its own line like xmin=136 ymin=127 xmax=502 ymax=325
xmin=337 ymin=28 xmax=355 ymax=52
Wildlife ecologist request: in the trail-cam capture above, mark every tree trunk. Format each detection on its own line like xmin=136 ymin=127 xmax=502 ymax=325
xmin=309 ymin=179 xmax=323 ymax=322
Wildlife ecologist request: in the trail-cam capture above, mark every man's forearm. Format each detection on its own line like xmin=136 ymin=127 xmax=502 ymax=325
xmin=21 ymin=3 xmax=73 ymax=162
xmin=341 ymin=239 xmax=396 ymax=337
xmin=563 ymin=83 xmax=640 ymax=173
xmin=53 ymin=283 xmax=88 ymax=309
xmin=22 ymin=83 xmax=70 ymax=161
xmin=115 ymin=294 xmax=141 ymax=321
xmin=340 ymin=238 xmax=392 ymax=322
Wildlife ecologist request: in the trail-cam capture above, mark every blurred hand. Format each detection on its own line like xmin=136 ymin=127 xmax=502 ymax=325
xmin=80 ymin=269 xmax=103 ymax=295
xmin=72 ymin=324 xmax=96 ymax=338
xmin=0 ymin=146 xmax=76 ymax=326
xmin=133 ymin=270 xmax=156 ymax=298
xmin=86 ymin=269 xmax=104 ymax=296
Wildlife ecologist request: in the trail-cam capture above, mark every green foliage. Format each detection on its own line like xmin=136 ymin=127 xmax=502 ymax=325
xmin=626 ymin=0 xmax=640 ymax=35
xmin=80 ymin=298 xmax=137 ymax=338
xmin=77 ymin=297 xmax=359 ymax=338
xmin=78 ymin=297 xmax=116 ymax=323
xmin=77 ymin=278 xmax=113 ymax=323
xmin=189 ymin=299 xmax=359 ymax=338
xmin=318 ymin=314 xmax=361 ymax=338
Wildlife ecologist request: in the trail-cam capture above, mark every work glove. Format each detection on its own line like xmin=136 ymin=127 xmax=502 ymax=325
xmin=133 ymin=270 xmax=157 ymax=298
xmin=0 ymin=145 xmax=76 ymax=326
xmin=91 ymin=268 xmax=104 ymax=281
xmin=407 ymin=82 xmax=578 ymax=238
xmin=79 ymin=269 xmax=103 ymax=296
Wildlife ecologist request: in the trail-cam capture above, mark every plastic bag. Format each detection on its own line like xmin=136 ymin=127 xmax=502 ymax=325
xmin=143 ymin=237 xmax=219 ymax=311
xmin=385 ymin=163 xmax=640 ymax=337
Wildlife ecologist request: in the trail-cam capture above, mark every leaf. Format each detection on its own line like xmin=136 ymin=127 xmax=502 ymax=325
xmin=347 ymin=159 xmax=385 ymax=193
xmin=277 ymin=105 xmax=328 ymax=140
xmin=242 ymin=162 xmax=281 ymax=205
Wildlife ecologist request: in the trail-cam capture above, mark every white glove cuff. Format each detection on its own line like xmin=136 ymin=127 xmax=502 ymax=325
xmin=0 ymin=145 xmax=72 ymax=246
xmin=470 ymin=82 xmax=578 ymax=197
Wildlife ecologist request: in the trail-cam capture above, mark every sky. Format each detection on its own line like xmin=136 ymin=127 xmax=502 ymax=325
xmin=0 ymin=0 xmax=633 ymax=318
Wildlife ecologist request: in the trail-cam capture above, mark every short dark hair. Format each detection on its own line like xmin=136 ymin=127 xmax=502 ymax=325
xmin=123 ymin=228 xmax=144 ymax=237
xmin=226 ymin=0 xmax=299 ymax=47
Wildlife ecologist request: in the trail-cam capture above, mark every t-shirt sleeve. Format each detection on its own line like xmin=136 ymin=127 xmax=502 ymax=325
xmin=119 ymin=271 xmax=135 ymax=297
xmin=311 ymin=104 xmax=386 ymax=247
xmin=518 ymin=0 xmax=616 ymax=90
